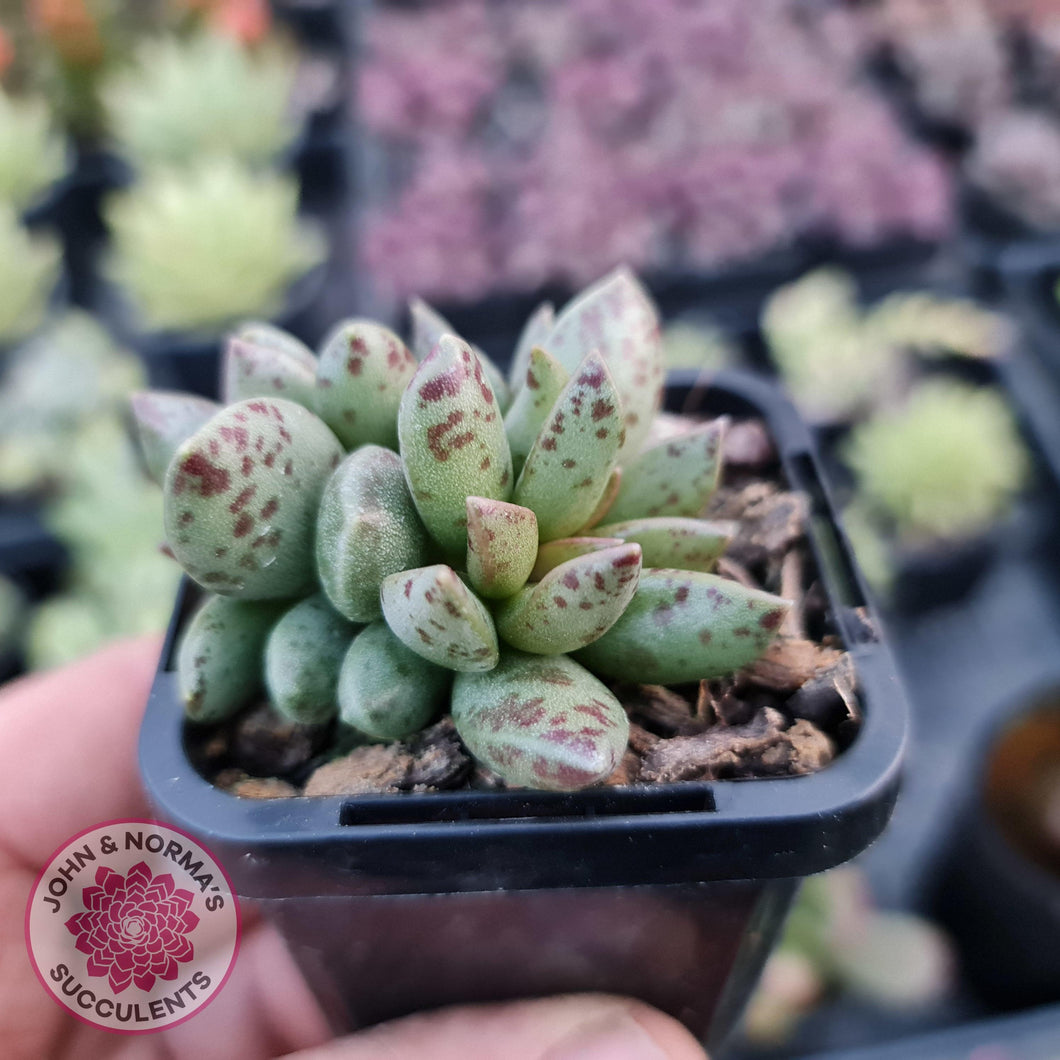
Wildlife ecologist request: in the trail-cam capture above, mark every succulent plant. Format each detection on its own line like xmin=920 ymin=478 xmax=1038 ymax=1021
xmin=843 ymin=379 xmax=1028 ymax=546
xmin=0 ymin=88 xmax=66 ymax=211
xmin=135 ymin=268 xmax=790 ymax=791
xmin=105 ymin=159 xmax=325 ymax=333
xmin=662 ymin=320 xmax=737 ymax=374
xmin=103 ymin=30 xmax=297 ymax=171
xmin=0 ymin=206 xmax=61 ymax=346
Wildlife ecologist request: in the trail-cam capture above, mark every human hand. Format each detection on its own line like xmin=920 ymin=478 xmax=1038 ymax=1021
xmin=0 ymin=638 xmax=706 ymax=1060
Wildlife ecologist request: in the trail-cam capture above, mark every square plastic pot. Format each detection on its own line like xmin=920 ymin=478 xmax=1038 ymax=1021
xmin=137 ymin=371 xmax=908 ymax=1049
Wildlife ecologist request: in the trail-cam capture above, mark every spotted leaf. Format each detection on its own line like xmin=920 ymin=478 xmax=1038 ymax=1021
xmin=177 ymin=595 xmax=284 ymax=723
xmin=508 ymin=301 xmax=555 ymax=393
xmin=397 ymin=335 xmax=513 ymax=557
xmin=131 ymin=390 xmax=219 ymax=484
xmin=593 ymin=518 xmax=733 ymax=573
xmin=503 ymin=346 xmax=569 ymax=476
xmin=380 ymin=564 xmax=499 ymax=672
xmin=316 ymin=445 xmax=432 ymax=622
xmin=338 ymin=621 xmax=451 ymax=739
xmin=265 ymin=594 xmax=359 ymax=724
xmin=545 ymin=267 xmax=663 ymax=460
xmin=513 ymin=351 xmax=623 ymax=542
xmin=578 ymin=466 xmax=622 ymax=531
xmin=451 ymin=651 xmax=629 ymax=791
xmin=232 ymin=321 xmax=316 ymax=367
xmin=163 ymin=397 xmax=344 ymax=598
xmin=409 ymin=296 xmax=511 ymax=412
xmin=605 ymin=418 xmax=728 ymax=523
xmin=466 ymin=496 xmax=538 ymax=600
xmin=495 ymin=542 xmax=642 ymax=654
xmin=222 ymin=332 xmax=317 ymax=410
xmin=530 ymin=536 xmax=625 ymax=581
xmin=575 ymin=569 xmax=790 ymax=683
xmin=315 ymin=319 xmax=417 ymax=450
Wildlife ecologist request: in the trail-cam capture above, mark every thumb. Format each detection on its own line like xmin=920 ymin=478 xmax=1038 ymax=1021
xmin=282 ymin=994 xmax=708 ymax=1060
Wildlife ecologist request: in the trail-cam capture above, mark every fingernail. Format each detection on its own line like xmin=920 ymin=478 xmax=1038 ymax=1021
xmin=547 ymin=1012 xmax=671 ymax=1060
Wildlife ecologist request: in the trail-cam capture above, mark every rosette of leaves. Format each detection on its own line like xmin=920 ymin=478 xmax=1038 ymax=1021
xmin=105 ymin=159 xmax=324 ymax=333
xmin=0 ymin=89 xmax=66 ymax=211
xmin=103 ymin=30 xmax=297 ymax=171
xmin=0 ymin=206 xmax=61 ymax=346
xmin=134 ymin=269 xmax=791 ymax=791
xmin=843 ymin=379 xmax=1028 ymax=548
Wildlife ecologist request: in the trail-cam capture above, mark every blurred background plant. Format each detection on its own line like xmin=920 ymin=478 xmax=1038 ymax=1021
xmin=103 ymin=159 xmax=324 ymax=333
xmin=0 ymin=85 xmax=64 ymax=210
xmin=0 ymin=204 xmax=61 ymax=345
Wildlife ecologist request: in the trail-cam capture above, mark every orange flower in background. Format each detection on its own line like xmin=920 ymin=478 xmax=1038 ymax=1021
xmin=30 ymin=0 xmax=105 ymax=65
xmin=211 ymin=0 xmax=272 ymax=45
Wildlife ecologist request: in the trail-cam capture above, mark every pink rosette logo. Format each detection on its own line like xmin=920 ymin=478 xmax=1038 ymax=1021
xmin=26 ymin=821 xmax=240 ymax=1033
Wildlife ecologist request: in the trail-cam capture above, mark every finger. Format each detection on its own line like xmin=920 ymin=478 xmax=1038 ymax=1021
xmin=0 ymin=635 xmax=162 ymax=870
xmin=284 ymin=994 xmax=708 ymax=1060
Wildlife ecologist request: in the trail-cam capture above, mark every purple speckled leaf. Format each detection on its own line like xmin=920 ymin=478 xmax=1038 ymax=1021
xmin=338 ymin=621 xmax=451 ymax=740
xmin=409 ymin=297 xmax=511 ymax=412
xmin=578 ymin=465 xmax=623 ymax=531
xmin=264 ymin=594 xmax=358 ymax=724
xmin=495 ymin=543 xmax=641 ymax=654
xmin=397 ymin=335 xmax=513 ymax=557
xmin=177 ymin=595 xmax=284 ymax=723
xmin=593 ymin=517 xmax=733 ymax=573
xmin=605 ymin=417 xmax=729 ymax=523
xmin=315 ymin=319 xmax=417 ymax=450
xmin=503 ymin=345 xmax=570 ymax=477
xmin=530 ymin=536 xmax=625 ymax=581
xmin=232 ymin=322 xmax=316 ymax=368
xmin=575 ymin=568 xmax=790 ymax=683
xmin=545 ymin=267 xmax=663 ymax=460
xmin=163 ymin=397 xmax=344 ymax=598
xmin=513 ymin=351 xmax=624 ymax=542
xmin=465 ymin=496 xmax=538 ymax=600
xmin=508 ymin=301 xmax=555 ymax=393
xmin=451 ymin=651 xmax=629 ymax=792
xmin=380 ymin=564 xmax=499 ymax=672
xmin=222 ymin=333 xmax=317 ymax=411
xmin=316 ymin=445 xmax=432 ymax=622
xmin=131 ymin=390 xmax=219 ymax=484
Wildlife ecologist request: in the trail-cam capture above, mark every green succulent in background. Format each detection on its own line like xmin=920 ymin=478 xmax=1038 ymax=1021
xmin=762 ymin=269 xmax=900 ymax=424
xmin=844 ymin=379 xmax=1029 ymax=546
xmin=105 ymin=159 xmax=325 ymax=334
xmin=0 ymin=310 xmax=144 ymax=495
xmin=0 ymin=89 xmax=66 ymax=211
xmin=0 ymin=206 xmax=61 ymax=346
xmin=103 ymin=31 xmax=298 ymax=171
xmin=662 ymin=319 xmax=737 ymax=374
xmin=134 ymin=268 xmax=790 ymax=792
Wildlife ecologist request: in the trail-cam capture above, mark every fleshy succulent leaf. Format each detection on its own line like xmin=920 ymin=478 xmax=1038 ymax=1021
xmin=451 ymin=651 xmax=629 ymax=791
xmin=163 ymin=397 xmax=343 ymax=598
xmin=496 ymin=542 xmax=642 ymax=654
xmin=575 ymin=569 xmax=790 ymax=683
xmin=380 ymin=564 xmax=499 ymax=672
xmin=509 ymin=301 xmax=555 ymax=393
xmin=578 ymin=466 xmax=623 ymax=531
xmin=264 ymin=594 xmax=358 ymax=724
xmin=409 ymin=296 xmax=512 ymax=412
xmin=513 ymin=351 xmax=624 ymax=542
xmin=177 ymin=595 xmax=283 ymax=723
xmin=503 ymin=345 xmax=570 ymax=476
xmin=316 ymin=445 xmax=433 ymax=623
xmin=131 ymin=390 xmax=219 ymax=484
xmin=234 ymin=321 xmax=316 ymax=367
xmin=315 ymin=319 xmax=417 ymax=450
xmin=465 ymin=496 xmax=538 ymax=600
xmin=530 ymin=536 xmax=625 ymax=581
xmin=337 ymin=620 xmax=451 ymax=740
xmin=222 ymin=333 xmax=317 ymax=410
xmin=594 ymin=517 xmax=733 ymax=573
xmin=605 ymin=418 xmax=729 ymax=524
xmin=545 ymin=267 xmax=663 ymax=460
xmin=397 ymin=335 xmax=513 ymax=557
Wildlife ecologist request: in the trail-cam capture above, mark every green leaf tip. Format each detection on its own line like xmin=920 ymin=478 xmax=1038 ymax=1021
xmin=465 ymin=496 xmax=538 ymax=600
xmin=131 ymin=390 xmax=219 ymax=485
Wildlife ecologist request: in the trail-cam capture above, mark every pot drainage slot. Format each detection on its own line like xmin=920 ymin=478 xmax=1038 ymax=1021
xmin=339 ymin=787 xmax=715 ymax=826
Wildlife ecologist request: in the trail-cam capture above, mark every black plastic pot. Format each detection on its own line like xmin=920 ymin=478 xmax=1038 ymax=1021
xmin=0 ymin=501 xmax=66 ymax=598
xmin=923 ymin=685 xmax=1060 ymax=1010
xmin=138 ymin=372 xmax=908 ymax=1049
